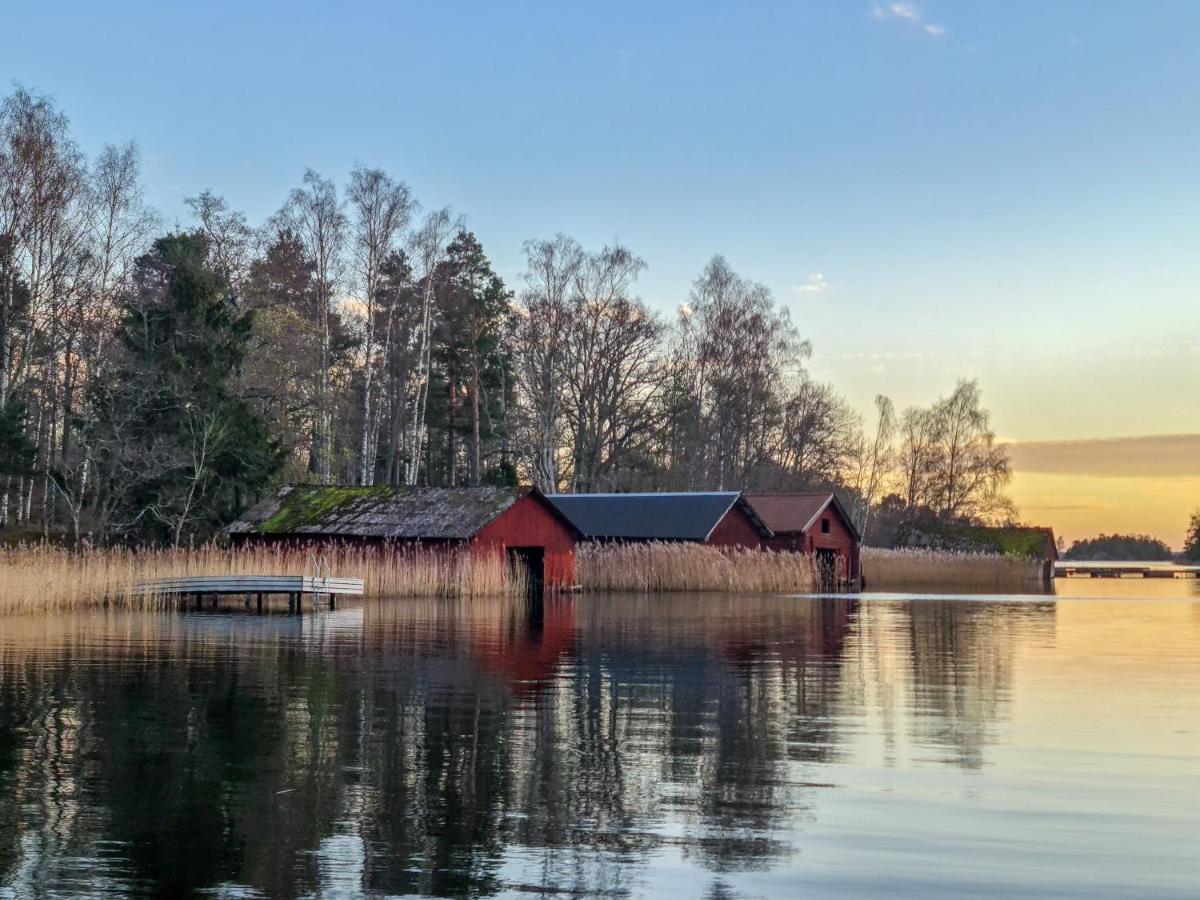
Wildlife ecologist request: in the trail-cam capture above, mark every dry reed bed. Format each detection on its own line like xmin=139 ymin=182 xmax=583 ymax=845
xmin=0 ymin=544 xmax=525 ymax=613
xmin=578 ymin=542 xmax=818 ymax=594
xmin=862 ymin=546 xmax=1045 ymax=591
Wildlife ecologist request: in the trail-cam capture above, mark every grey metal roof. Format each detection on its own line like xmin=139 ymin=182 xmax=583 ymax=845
xmin=545 ymin=492 xmax=771 ymax=541
xmin=228 ymin=484 xmax=525 ymax=540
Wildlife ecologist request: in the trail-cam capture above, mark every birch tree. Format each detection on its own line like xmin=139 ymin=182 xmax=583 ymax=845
xmin=275 ymin=170 xmax=346 ymax=482
xmin=514 ymin=235 xmax=583 ymax=491
xmin=346 ymin=166 xmax=413 ymax=485
xmin=403 ymin=208 xmax=456 ymax=485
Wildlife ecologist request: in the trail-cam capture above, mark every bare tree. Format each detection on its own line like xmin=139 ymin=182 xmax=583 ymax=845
xmin=514 ymin=235 xmax=583 ymax=491
xmin=50 ymin=142 xmax=156 ymax=541
xmin=896 ymin=381 xmax=1011 ymax=523
xmin=930 ymin=380 xmax=1011 ymax=521
xmin=897 ymin=404 xmax=939 ymax=512
xmin=275 ymin=170 xmax=346 ymax=482
xmin=680 ymin=255 xmax=808 ymax=489
xmin=848 ymin=394 xmax=895 ymax=535
xmin=346 ymin=166 xmax=414 ymax=485
xmin=185 ymin=190 xmax=254 ymax=289
xmin=561 ymin=244 xmax=663 ymax=491
xmin=776 ymin=377 xmax=860 ymax=489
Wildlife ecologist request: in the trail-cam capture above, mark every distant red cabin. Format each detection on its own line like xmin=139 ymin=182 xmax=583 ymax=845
xmin=745 ymin=493 xmax=862 ymax=587
xmin=228 ymin=485 xmax=579 ymax=588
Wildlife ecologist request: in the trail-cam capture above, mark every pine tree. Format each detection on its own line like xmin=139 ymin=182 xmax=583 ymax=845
xmin=429 ymin=231 xmax=515 ymax=486
xmin=90 ymin=233 xmax=283 ymax=545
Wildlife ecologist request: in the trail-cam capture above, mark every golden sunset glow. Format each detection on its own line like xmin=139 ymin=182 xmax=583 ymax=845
xmin=1007 ymin=435 xmax=1200 ymax=548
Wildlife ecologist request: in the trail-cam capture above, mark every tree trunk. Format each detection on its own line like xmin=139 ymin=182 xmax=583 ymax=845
xmin=447 ymin=373 xmax=456 ymax=487
xmin=469 ymin=360 xmax=481 ymax=486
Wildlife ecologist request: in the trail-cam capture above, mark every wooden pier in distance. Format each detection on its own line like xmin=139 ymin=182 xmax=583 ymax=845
xmin=136 ymin=575 xmax=366 ymax=612
xmin=1055 ymin=563 xmax=1200 ymax=579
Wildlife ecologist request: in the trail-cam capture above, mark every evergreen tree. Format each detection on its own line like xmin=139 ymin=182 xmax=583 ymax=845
xmin=90 ymin=233 xmax=282 ymax=545
xmin=1184 ymin=512 xmax=1200 ymax=562
xmin=428 ymin=231 xmax=516 ymax=486
xmin=0 ymin=401 xmax=35 ymax=482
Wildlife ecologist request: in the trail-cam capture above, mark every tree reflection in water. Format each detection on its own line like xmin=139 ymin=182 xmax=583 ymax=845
xmin=0 ymin=591 xmax=1078 ymax=897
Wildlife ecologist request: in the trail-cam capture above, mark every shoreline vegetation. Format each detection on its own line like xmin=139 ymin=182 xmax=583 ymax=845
xmin=0 ymin=544 xmax=524 ymax=613
xmin=0 ymin=542 xmax=1049 ymax=613
xmin=578 ymin=543 xmax=819 ymax=595
xmin=862 ymin=547 xmax=1046 ymax=591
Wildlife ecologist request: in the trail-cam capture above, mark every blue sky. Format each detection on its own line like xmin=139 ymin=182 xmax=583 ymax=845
xmin=6 ymin=0 xmax=1200 ymax=448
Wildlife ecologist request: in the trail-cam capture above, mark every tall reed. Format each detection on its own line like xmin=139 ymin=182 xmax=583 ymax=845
xmin=861 ymin=546 xmax=1045 ymax=591
xmin=577 ymin=542 xmax=818 ymax=594
xmin=0 ymin=543 xmax=525 ymax=613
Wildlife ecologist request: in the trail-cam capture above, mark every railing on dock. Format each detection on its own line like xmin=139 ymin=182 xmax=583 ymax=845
xmin=135 ymin=574 xmax=365 ymax=612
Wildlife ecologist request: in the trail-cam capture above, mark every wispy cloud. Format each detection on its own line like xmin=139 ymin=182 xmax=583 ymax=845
xmin=792 ymin=272 xmax=829 ymax=295
xmin=1007 ymin=434 xmax=1200 ymax=479
xmin=872 ymin=2 xmax=946 ymax=37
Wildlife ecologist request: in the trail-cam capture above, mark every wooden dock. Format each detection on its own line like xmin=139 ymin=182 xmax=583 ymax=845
xmin=1055 ymin=563 xmax=1200 ymax=579
xmin=136 ymin=575 xmax=365 ymax=612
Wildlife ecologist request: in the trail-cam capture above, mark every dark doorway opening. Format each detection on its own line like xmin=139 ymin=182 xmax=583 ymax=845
xmin=508 ymin=546 xmax=546 ymax=626
xmin=508 ymin=547 xmax=545 ymax=594
xmin=816 ymin=548 xmax=838 ymax=592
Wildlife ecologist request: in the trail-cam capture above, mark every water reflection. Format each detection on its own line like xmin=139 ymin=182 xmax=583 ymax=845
xmin=0 ymin=588 xmax=1197 ymax=898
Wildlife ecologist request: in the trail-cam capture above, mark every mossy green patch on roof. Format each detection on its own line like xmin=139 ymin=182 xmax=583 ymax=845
xmin=228 ymin=484 xmax=524 ymax=540
xmin=258 ymin=485 xmax=396 ymax=534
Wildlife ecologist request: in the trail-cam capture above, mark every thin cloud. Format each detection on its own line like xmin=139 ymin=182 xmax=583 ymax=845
xmin=872 ymin=2 xmax=946 ymax=38
xmin=1006 ymin=434 xmax=1200 ymax=479
xmin=792 ymin=272 xmax=829 ymax=295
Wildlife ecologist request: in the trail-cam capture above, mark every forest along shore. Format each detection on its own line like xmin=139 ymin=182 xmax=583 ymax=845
xmin=2 ymin=87 xmax=1014 ymax=566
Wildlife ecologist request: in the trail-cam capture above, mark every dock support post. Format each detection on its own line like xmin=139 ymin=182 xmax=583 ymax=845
xmin=256 ymin=593 xmax=263 ymax=614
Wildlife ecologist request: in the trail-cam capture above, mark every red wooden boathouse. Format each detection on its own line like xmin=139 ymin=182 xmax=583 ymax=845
xmin=744 ymin=492 xmax=861 ymax=587
xmin=228 ymin=485 xmax=580 ymax=589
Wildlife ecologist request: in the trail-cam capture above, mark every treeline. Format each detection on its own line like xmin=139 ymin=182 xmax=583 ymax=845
xmin=1063 ymin=534 xmax=1173 ymax=561
xmin=0 ymin=87 xmax=1014 ymax=545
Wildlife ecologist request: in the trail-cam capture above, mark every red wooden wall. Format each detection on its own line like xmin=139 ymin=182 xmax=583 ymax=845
xmin=705 ymin=505 xmax=766 ymax=549
xmin=471 ymin=493 xmax=578 ymax=587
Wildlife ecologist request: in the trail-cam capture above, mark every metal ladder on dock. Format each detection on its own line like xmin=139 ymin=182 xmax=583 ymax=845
xmin=305 ymin=552 xmax=332 ymax=611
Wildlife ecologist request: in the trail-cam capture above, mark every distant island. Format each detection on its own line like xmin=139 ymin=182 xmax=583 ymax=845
xmin=1063 ymin=534 xmax=1173 ymax=562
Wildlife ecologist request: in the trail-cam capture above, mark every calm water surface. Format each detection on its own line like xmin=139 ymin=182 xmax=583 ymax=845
xmin=1 ymin=580 xmax=1198 ymax=898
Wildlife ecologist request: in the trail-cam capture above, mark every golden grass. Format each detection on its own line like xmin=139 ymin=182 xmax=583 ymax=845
xmin=861 ymin=546 xmax=1046 ymax=591
xmin=577 ymin=542 xmax=818 ymax=594
xmin=0 ymin=543 xmax=526 ymax=613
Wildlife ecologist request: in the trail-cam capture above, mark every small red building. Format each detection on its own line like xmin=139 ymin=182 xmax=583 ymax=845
xmin=545 ymin=491 xmax=770 ymax=549
xmin=744 ymin=493 xmax=862 ymax=588
xmin=228 ymin=485 xmax=579 ymax=588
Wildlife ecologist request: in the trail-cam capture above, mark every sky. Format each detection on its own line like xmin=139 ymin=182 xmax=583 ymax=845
xmin=6 ymin=0 xmax=1199 ymax=545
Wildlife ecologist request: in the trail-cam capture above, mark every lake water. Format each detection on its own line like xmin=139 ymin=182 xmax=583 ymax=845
xmin=1 ymin=580 xmax=1198 ymax=898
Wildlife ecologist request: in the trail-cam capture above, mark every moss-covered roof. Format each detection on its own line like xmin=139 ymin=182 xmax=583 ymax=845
xmin=228 ymin=484 xmax=523 ymax=540
xmin=895 ymin=522 xmax=1057 ymax=560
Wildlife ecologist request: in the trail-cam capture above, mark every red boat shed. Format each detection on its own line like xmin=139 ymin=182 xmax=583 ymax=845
xmin=228 ymin=485 xmax=580 ymax=589
xmin=745 ymin=493 xmax=861 ymax=587
xmin=545 ymin=491 xmax=770 ymax=549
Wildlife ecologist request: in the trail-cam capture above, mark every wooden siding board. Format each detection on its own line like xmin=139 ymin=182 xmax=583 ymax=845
xmin=472 ymin=493 xmax=578 ymax=587
xmin=705 ymin=505 xmax=767 ymax=549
